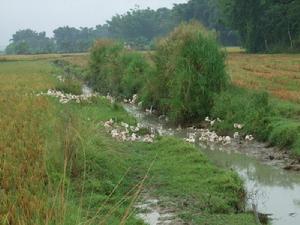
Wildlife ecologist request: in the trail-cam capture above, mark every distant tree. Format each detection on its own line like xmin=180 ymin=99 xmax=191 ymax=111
xmin=8 ymin=0 xmax=298 ymax=54
xmin=5 ymin=29 xmax=55 ymax=54
xmin=94 ymin=24 xmax=111 ymax=38
xmin=53 ymin=26 xmax=109 ymax=53
xmin=53 ymin=26 xmax=81 ymax=53
xmin=107 ymin=7 xmax=177 ymax=48
xmin=219 ymin=0 xmax=300 ymax=52
xmin=173 ymin=0 xmax=240 ymax=46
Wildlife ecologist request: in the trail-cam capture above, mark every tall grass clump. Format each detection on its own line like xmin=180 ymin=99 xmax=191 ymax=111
xmin=212 ymin=87 xmax=271 ymax=140
xmin=142 ymin=22 xmax=229 ymax=124
xmin=212 ymin=86 xmax=300 ymax=155
xmin=88 ymin=39 xmax=124 ymax=96
xmin=268 ymin=119 xmax=300 ymax=149
xmin=56 ymin=77 xmax=82 ymax=95
xmin=119 ymin=51 xmax=151 ymax=98
xmin=88 ymin=40 xmax=150 ymax=99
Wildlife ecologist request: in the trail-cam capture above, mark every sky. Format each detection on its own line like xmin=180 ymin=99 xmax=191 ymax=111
xmin=0 ymin=0 xmax=187 ymax=48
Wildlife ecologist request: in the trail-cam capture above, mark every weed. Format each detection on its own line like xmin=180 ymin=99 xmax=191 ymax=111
xmin=56 ymin=77 xmax=83 ymax=95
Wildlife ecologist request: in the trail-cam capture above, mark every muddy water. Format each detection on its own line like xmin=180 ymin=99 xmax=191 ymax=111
xmin=123 ymin=104 xmax=300 ymax=225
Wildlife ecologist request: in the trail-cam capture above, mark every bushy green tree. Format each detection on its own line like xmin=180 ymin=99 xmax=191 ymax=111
xmin=119 ymin=52 xmax=151 ymax=98
xmin=5 ymin=29 xmax=55 ymax=54
xmin=88 ymin=39 xmax=150 ymax=98
xmin=173 ymin=0 xmax=240 ymax=46
xmin=107 ymin=7 xmax=177 ymax=49
xmin=142 ymin=22 xmax=229 ymax=123
xmin=88 ymin=40 xmax=123 ymax=95
xmin=53 ymin=26 xmax=112 ymax=53
xmin=220 ymin=0 xmax=300 ymax=52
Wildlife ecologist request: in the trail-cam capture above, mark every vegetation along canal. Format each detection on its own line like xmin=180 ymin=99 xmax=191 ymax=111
xmin=123 ymin=103 xmax=300 ymax=225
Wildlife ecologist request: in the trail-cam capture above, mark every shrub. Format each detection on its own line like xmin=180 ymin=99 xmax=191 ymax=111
xmin=89 ymin=40 xmax=150 ymax=99
xmin=89 ymin=23 xmax=228 ymax=124
xmin=212 ymin=87 xmax=271 ymax=140
xmin=56 ymin=77 xmax=82 ymax=95
xmin=268 ymin=119 xmax=300 ymax=149
xmin=142 ymin=21 xmax=229 ymax=124
xmin=53 ymin=59 xmax=87 ymax=80
xmin=89 ymin=39 xmax=124 ymax=96
xmin=119 ymin=51 xmax=151 ymax=98
xmin=293 ymin=138 xmax=300 ymax=155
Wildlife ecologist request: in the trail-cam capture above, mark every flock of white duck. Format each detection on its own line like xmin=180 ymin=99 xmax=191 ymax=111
xmin=184 ymin=117 xmax=254 ymax=146
xmin=103 ymin=119 xmax=155 ymax=143
xmin=37 ymin=89 xmax=99 ymax=104
xmin=38 ymin=78 xmax=254 ymax=146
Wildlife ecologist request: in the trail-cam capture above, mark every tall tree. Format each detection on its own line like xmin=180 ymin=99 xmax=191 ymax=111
xmin=173 ymin=0 xmax=240 ymax=46
xmin=220 ymin=0 xmax=300 ymax=52
xmin=107 ymin=7 xmax=177 ymax=48
xmin=6 ymin=29 xmax=54 ymax=54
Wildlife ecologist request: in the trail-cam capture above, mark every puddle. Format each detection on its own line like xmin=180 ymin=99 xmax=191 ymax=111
xmin=135 ymin=195 xmax=184 ymax=225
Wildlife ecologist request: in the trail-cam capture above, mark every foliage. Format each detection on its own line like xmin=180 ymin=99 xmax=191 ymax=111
xmin=6 ymin=0 xmax=300 ymax=54
xmin=53 ymin=26 xmax=109 ymax=53
xmin=88 ymin=40 xmax=124 ymax=96
xmin=119 ymin=51 xmax=151 ymax=98
xmin=5 ymin=0 xmax=242 ymax=54
xmin=268 ymin=118 xmax=300 ymax=149
xmin=53 ymin=59 xmax=88 ymax=80
xmin=212 ymin=86 xmax=300 ymax=154
xmin=88 ymin=22 xmax=228 ymax=124
xmin=219 ymin=0 xmax=300 ymax=52
xmin=56 ymin=77 xmax=82 ymax=95
xmin=142 ymin=22 xmax=228 ymax=123
xmin=88 ymin=40 xmax=150 ymax=98
xmin=173 ymin=0 xmax=240 ymax=46
xmin=108 ymin=7 xmax=177 ymax=49
xmin=5 ymin=29 xmax=55 ymax=54
xmin=212 ymin=87 xmax=271 ymax=140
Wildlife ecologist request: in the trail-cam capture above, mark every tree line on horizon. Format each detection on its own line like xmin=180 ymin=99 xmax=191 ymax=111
xmin=5 ymin=0 xmax=300 ymax=54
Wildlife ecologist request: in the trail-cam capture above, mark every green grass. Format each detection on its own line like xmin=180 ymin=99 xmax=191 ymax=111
xmin=211 ymin=85 xmax=300 ymax=156
xmin=56 ymin=77 xmax=83 ymax=95
xmin=0 ymin=57 xmax=256 ymax=224
xmin=65 ymin=101 xmax=256 ymax=224
xmin=137 ymin=138 xmax=245 ymax=213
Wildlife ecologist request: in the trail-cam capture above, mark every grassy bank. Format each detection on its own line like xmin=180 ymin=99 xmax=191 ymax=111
xmin=211 ymin=52 xmax=300 ymax=156
xmin=0 ymin=57 xmax=255 ymax=224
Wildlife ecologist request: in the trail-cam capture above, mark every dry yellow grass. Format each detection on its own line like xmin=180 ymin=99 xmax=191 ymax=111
xmin=0 ymin=53 xmax=88 ymax=66
xmin=227 ymin=53 xmax=300 ymax=102
xmin=0 ymin=60 xmax=66 ymax=224
xmin=61 ymin=53 xmax=89 ymax=68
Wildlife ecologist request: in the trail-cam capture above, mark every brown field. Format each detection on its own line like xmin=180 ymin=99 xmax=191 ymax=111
xmin=227 ymin=53 xmax=300 ymax=103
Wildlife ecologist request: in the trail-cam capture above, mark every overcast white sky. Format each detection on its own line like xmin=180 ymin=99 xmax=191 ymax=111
xmin=0 ymin=0 xmax=187 ymax=48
